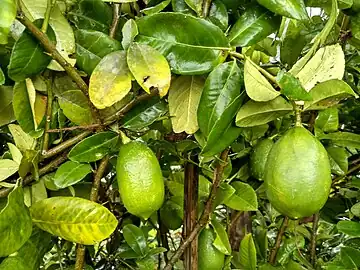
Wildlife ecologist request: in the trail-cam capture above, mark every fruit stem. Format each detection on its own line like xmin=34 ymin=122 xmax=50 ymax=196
xmin=292 ymin=101 xmax=303 ymax=127
xmin=269 ymin=216 xmax=289 ymax=265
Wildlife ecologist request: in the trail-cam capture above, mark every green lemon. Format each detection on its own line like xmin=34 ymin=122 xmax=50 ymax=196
xmin=264 ymin=126 xmax=331 ymax=219
xmin=116 ymin=141 xmax=164 ymax=219
xmin=198 ymin=227 xmax=225 ymax=270
xmin=250 ymin=138 xmax=274 ymax=181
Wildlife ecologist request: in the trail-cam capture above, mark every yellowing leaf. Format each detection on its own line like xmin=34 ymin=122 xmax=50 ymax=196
xmin=127 ymin=43 xmax=171 ymax=97
xmin=89 ymin=51 xmax=132 ymax=109
xmin=244 ymin=57 xmax=279 ymax=101
xmin=0 ymin=159 xmax=19 ymax=182
xmin=295 ymin=44 xmax=345 ymax=91
xmin=168 ymin=76 xmax=204 ymax=134
xmin=8 ymin=124 xmax=36 ymax=152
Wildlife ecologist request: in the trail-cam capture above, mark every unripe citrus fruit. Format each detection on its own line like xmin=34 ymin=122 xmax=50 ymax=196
xmin=264 ymin=127 xmax=331 ymax=219
xmin=198 ymin=227 xmax=224 ymax=270
xmin=116 ymin=141 xmax=164 ymax=219
xmin=250 ymin=138 xmax=274 ymax=181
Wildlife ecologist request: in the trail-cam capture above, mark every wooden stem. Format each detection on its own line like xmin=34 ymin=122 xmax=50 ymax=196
xmin=42 ymin=78 xmax=53 ymax=152
xmin=74 ymin=244 xmax=86 ymax=270
xmin=310 ymin=213 xmax=320 ymax=266
xmin=109 ymin=3 xmax=121 ymax=39
xmin=46 ymin=124 xmax=102 ymax=133
xmin=269 ymin=216 xmax=289 ymax=265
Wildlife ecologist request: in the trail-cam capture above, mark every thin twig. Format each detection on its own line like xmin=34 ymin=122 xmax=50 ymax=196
xmin=46 ymin=124 xmax=102 ymax=133
xmin=332 ymin=162 xmax=360 ymax=187
xmin=310 ymin=213 xmax=320 ymax=266
xmin=163 ymin=149 xmax=229 ymax=270
xmin=109 ymin=3 xmax=121 ymax=39
xmin=41 ymin=0 xmax=55 ymax=33
xmin=42 ymin=77 xmax=53 ymax=151
xmin=269 ymin=216 xmax=289 ymax=265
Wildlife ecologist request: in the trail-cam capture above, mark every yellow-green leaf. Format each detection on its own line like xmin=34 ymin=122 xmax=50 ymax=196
xmin=0 ymin=159 xmax=19 ymax=182
xmin=168 ymin=76 xmax=204 ymax=134
xmin=8 ymin=124 xmax=36 ymax=152
xmin=89 ymin=51 xmax=132 ymax=109
xmin=0 ymin=0 xmax=16 ymax=44
xmin=30 ymin=197 xmax=118 ymax=245
xmin=127 ymin=43 xmax=171 ymax=97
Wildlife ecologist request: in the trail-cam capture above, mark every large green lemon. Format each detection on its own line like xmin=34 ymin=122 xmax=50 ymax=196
xmin=198 ymin=227 xmax=224 ymax=270
xmin=264 ymin=127 xmax=331 ymax=219
xmin=250 ymin=138 xmax=274 ymax=181
xmin=116 ymin=141 xmax=164 ymax=219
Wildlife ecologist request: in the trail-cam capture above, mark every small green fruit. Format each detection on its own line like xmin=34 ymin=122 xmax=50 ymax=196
xmin=116 ymin=141 xmax=164 ymax=219
xmin=198 ymin=227 xmax=225 ymax=270
xmin=250 ymin=138 xmax=274 ymax=181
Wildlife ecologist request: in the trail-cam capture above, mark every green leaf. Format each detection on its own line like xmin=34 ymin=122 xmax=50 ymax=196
xmin=214 ymin=182 xmax=236 ymax=207
xmin=0 ymin=0 xmax=16 ymax=44
xmin=8 ymin=20 xmax=56 ymax=81
xmin=54 ymin=161 xmax=92 ymax=189
xmin=127 ymin=43 xmax=171 ymax=97
xmin=239 ymin=233 xmax=257 ymax=270
xmin=135 ymin=12 xmax=230 ymax=74
xmin=327 ymin=146 xmax=348 ymax=176
xmin=120 ymin=97 xmax=168 ymax=131
xmin=0 ymin=68 xmax=4 ymax=85
xmin=276 ymin=236 xmax=305 ymax=265
xmin=320 ymin=132 xmax=360 ymax=149
xmin=337 ymin=220 xmax=360 ymax=237
xmin=236 ymin=96 xmax=292 ymax=127
xmin=57 ymin=90 xmax=94 ymax=125
xmin=224 ymin=181 xmax=258 ymax=211
xmin=18 ymin=149 xmax=39 ymax=180
xmin=123 ymin=224 xmax=149 ymax=257
xmin=168 ymin=76 xmax=204 ymax=134
xmin=142 ymin=0 xmax=172 ymax=15
xmin=30 ymin=197 xmax=118 ymax=245
xmin=341 ymin=246 xmax=360 ymax=268
xmin=160 ymin=199 xmax=183 ymax=230
xmin=185 ymin=0 xmax=202 ymax=15
xmin=122 ymin=19 xmax=138 ymax=50
xmin=172 ymin=0 xmax=195 ymax=14
xmin=303 ymin=80 xmax=357 ymax=110
xmin=118 ymin=244 xmax=142 ymax=259
xmin=8 ymin=124 xmax=36 ymax=152
xmin=208 ymin=0 xmax=228 ymax=31
xmin=0 ymin=159 xmax=19 ymax=182
xmin=244 ymin=57 xmax=279 ymax=102
xmin=75 ymin=29 xmax=122 ymax=75
xmin=89 ymin=51 xmax=132 ymax=109
xmin=256 ymin=0 xmax=308 ymax=21
xmin=315 ymin=108 xmax=339 ymax=133
xmin=276 ymin=70 xmax=312 ymax=101
xmin=7 ymin=143 xmax=22 ymax=164
xmin=211 ymin=219 xmax=231 ymax=255
xmin=295 ymin=44 xmax=345 ymax=91
xmin=69 ymin=132 xmax=118 ymax=162
xmin=0 ymin=86 xmax=15 ymax=127
xmin=351 ymin=203 xmax=360 ymax=217
xmin=0 ymin=186 xmax=32 ymax=257
xmin=228 ymin=6 xmax=280 ymax=47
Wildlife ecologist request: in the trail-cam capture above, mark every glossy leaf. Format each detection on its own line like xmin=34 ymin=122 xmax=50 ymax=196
xmin=303 ymin=80 xmax=357 ymax=110
xmin=0 ymin=68 xmax=4 ymax=85
xmin=142 ymin=0 xmax=172 ymax=15
xmin=208 ymin=0 xmax=228 ymax=31
xmin=89 ymin=51 xmax=132 ymax=109
xmin=8 ymin=124 xmax=36 ymax=152
xmin=57 ymin=90 xmax=94 ymax=125
xmin=123 ymin=224 xmax=149 ymax=257
xmin=121 ymin=97 xmax=168 ymax=131
xmin=256 ymin=0 xmax=308 ymax=21
xmin=337 ymin=220 xmax=360 ymax=237
xmin=172 ymin=0 xmax=195 ymax=14
xmin=0 ymin=86 xmax=15 ymax=127
xmin=320 ymin=131 xmax=360 ymax=149
xmin=122 ymin=19 xmax=138 ymax=50
xmin=127 ymin=43 xmax=171 ymax=97
xmin=30 ymin=197 xmax=118 ymax=245
xmin=228 ymin=6 xmax=280 ymax=47
xmin=212 ymin=219 xmax=231 ymax=255
xmin=7 ymin=143 xmax=22 ymax=164
xmin=236 ymin=96 xmax=292 ymax=127
xmin=8 ymin=20 xmax=56 ymax=81
xmin=214 ymin=182 xmax=236 ymax=207
xmin=224 ymin=181 xmax=258 ymax=211
xmin=327 ymin=146 xmax=348 ymax=176
xmin=0 ymin=159 xmax=19 ymax=182
xmin=0 ymin=0 xmax=16 ymax=44
xmin=276 ymin=70 xmax=312 ymax=101
xmin=341 ymin=247 xmax=360 ymax=268
xmin=75 ymin=29 xmax=122 ymax=75
xmin=168 ymin=76 xmax=204 ymax=134
xmin=315 ymin=108 xmax=339 ymax=133
xmin=239 ymin=233 xmax=257 ymax=270
xmin=185 ymin=0 xmax=202 ymax=14
xmin=244 ymin=57 xmax=279 ymax=102
xmin=135 ymin=12 xmax=230 ymax=74
xmin=0 ymin=186 xmax=32 ymax=257
xmin=54 ymin=161 xmax=92 ymax=189
xmin=69 ymin=132 xmax=118 ymax=162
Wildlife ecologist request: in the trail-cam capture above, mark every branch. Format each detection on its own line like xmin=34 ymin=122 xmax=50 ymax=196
xmin=163 ymin=149 xmax=229 ymax=270
xmin=41 ymin=0 xmax=55 ymax=33
xmin=46 ymin=124 xmax=101 ymax=133
xmin=332 ymin=162 xmax=360 ymax=188
xmin=269 ymin=216 xmax=289 ymax=265
xmin=74 ymin=245 xmax=86 ymax=270
xmin=202 ymin=0 xmax=212 ymax=18
xmin=310 ymin=213 xmax=320 ymax=266
xmin=109 ymin=3 xmax=121 ymax=39
xmin=42 ymin=77 xmax=53 ymax=151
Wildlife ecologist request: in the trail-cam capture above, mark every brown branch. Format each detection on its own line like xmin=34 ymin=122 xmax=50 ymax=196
xmin=74 ymin=245 xmax=86 ymax=270
xmin=46 ymin=124 xmax=102 ymax=133
xmin=42 ymin=77 xmax=53 ymax=151
xmin=310 ymin=213 xmax=320 ymax=266
xmin=269 ymin=216 xmax=289 ymax=265
xmin=332 ymin=162 xmax=360 ymax=188
xmin=163 ymin=149 xmax=229 ymax=270
xmin=109 ymin=3 xmax=121 ymax=39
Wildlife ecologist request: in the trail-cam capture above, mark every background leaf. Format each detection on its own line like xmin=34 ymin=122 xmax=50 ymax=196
xmin=212 ymin=219 xmax=232 ymax=255
xmin=54 ymin=161 xmax=92 ymax=189
xmin=256 ymin=0 xmax=308 ymax=20
xmin=208 ymin=0 xmax=228 ymax=31
xmin=0 ymin=0 xmax=16 ymax=44
xmin=0 ymin=159 xmax=19 ymax=182
xmin=239 ymin=233 xmax=257 ymax=270
xmin=224 ymin=181 xmax=258 ymax=211
xmin=0 ymin=86 xmax=15 ymax=127
xmin=122 ymin=19 xmax=138 ymax=50
xmin=8 ymin=124 xmax=36 ymax=152
xmin=123 ymin=224 xmax=149 ymax=257
xmin=337 ymin=220 xmax=360 ymax=237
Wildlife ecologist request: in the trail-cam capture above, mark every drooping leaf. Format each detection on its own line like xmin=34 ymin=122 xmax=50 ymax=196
xmin=120 ymin=97 xmax=168 ymax=131
xmin=54 ymin=161 xmax=92 ymax=189
xmin=208 ymin=0 xmax=228 ymax=31
xmin=319 ymin=131 xmax=360 ymax=149
xmin=0 ymin=159 xmax=19 ymax=182
xmin=68 ymin=132 xmax=118 ymax=162
xmin=142 ymin=0 xmax=172 ymax=15
xmin=337 ymin=220 xmax=360 ymax=237
xmin=122 ymin=224 xmax=149 ymax=257
xmin=256 ymin=0 xmax=308 ymax=21
xmin=89 ymin=51 xmax=132 ymax=109
xmin=303 ymin=80 xmax=357 ymax=110
xmin=340 ymin=246 xmax=360 ymax=268
xmin=135 ymin=12 xmax=230 ymax=74
xmin=236 ymin=96 xmax=293 ymax=127
xmin=57 ymin=90 xmax=94 ymax=125
xmin=8 ymin=20 xmax=56 ymax=81
xmin=8 ymin=124 xmax=36 ymax=152
xmin=30 ymin=197 xmax=118 ymax=245
xmin=0 ymin=86 xmax=15 ymax=127
xmin=211 ymin=219 xmax=231 ymax=255
xmin=295 ymin=44 xmax=345 ymax=91
xmin=122 ymin=19 xmax=138 ymax=50
xmin=0 ymin=186 xmax=32 ymax=257
xmin=244 ymin=57 xmax=279 ymax=102
xmin=276 ymin=70 xmax=312 ymax=101
xmin=75 ymin=29 xmax=122 ymax=75
xmin=239 ymin=233 xmax=257 ymax=270
xmin=127 ymin=43 xmax=171 ymax=97
xmin=327 ymin=146 xmax=348 ymax=176
xmin=168 ymin=76 xmax=204 ymax=134
xmin=315 ymin=108 xmax=339 ymax=133
xmin=228 ymin=6 xmax=280 ymax=47
xmin=0 ymin=0 xmax=16 ymax=44
xmin=224 ymin=181 xmax=258 ymax=211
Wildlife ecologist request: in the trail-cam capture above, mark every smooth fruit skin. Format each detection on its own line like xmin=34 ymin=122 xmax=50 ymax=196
xmin=264 ymin=127 xmax=331 ymax=219
xmin=250 ymin=138 xmax=274 ymax=181
xmin=116 ymin=141 xmax=164 ymax=219
xmin=198 ymin=227 xmax=225 ymax=270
